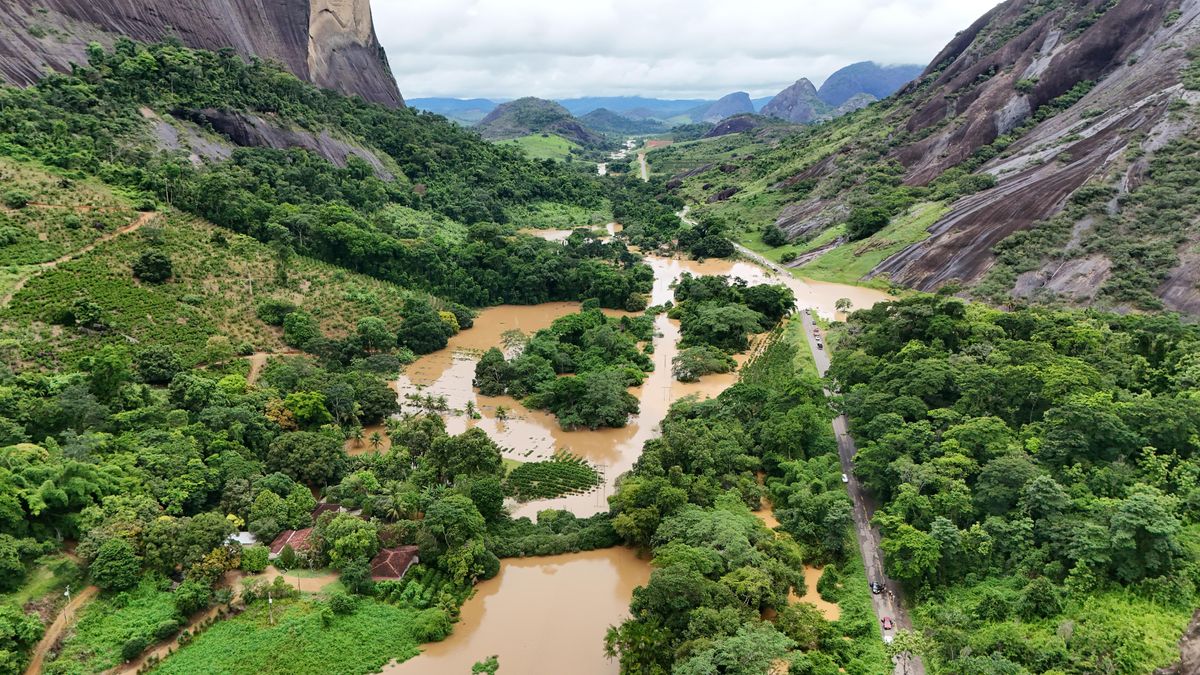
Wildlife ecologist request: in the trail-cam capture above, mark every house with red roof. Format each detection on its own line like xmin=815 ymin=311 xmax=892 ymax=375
xmin=370 ymin=545 xmax=420 ymax=580
xmin=269 ymin=527 xmax=314 ymax=558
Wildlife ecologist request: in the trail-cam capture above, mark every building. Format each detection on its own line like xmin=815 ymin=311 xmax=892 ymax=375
xmin=369 ymin=546 xmax=420 ymax=581
xmin=269 ymin=527 xmax=314 ymax=559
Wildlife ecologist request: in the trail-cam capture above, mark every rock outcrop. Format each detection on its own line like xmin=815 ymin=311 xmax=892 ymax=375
xmin=761 ymin=79 xmax=829 ymax=124
xmin=816 ymin=61 xmax=923 ymax=107
xmin=0 ymin=0 xmax=402 ymax=107
xmin=698 ymin=92 xmax=755 ymax=123
xmin=871 ymin=0 xmax=1193 ymax=305
xmin=1156 ymin=609 xmax=1200 ymax=675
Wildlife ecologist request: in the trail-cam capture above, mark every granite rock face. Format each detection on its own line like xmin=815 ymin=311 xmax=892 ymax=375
xmin=699 ymin=92 xmax=755 ymax=123
xmin=0 ymin=0 xmax=402 ymax=107
xmin=760 ymin=78 xmax=828 ymax=124
xmin=816 ymin=61 xmax=923 ymax=107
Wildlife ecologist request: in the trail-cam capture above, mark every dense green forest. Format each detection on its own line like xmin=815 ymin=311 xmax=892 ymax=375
xmin=0 ymin=39 xmax=655 ymax=309
xmin=828 ymin=296 xmax=1200 ymax=673
xmin=606 ymin=326 xmax=892 ymax=674
xmin=474 ymin=308 xmax=654 ymax=429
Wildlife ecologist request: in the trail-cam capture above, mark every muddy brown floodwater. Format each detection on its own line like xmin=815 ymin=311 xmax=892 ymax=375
xmin=365 ymin=248 xmax=884 ymax=673
xmin=383 ymin=548 xmax=651 ymax=675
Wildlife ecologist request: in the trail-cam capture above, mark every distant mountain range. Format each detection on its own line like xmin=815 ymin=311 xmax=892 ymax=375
xmin=409 ymin=62 xmax=921 ymax=126
xmin=408 ymin=61 xmax=923 ymax=152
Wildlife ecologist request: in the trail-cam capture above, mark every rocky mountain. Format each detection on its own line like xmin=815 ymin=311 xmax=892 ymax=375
xmin=815 ymin=61 xmax=923 ymax=106
xmin=676 ymin=0 xmax=1200 ymax=315
xmin=697 ymin=92 xmax=755 ymax=122
xmin=557 ymin=96 xmax=710 ymax=119
xmin=760 ymin=78 xmax=830 ymax=124
xmin=0 ymin=0 xmax=402 ymax=107
xmin=408 ymin=98 xmax=500 ymax=124
xmin=475 ymin=97 xmax=606 ymax=147
xmin=578 ymin=108 xmax=669 ymax=135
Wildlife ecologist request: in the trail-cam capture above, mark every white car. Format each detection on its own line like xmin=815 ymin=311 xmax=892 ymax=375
xmin=841 ymin=473 xmax=849 ymax=483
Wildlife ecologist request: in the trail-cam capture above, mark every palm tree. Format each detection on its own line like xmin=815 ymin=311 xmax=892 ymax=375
xmin=464 ymin=400 xmax=478 ymax=419
xmin=351 ymin=425 xmax=365 ymax=447
xmin=495 ymin=405 xmax=509 ymax=422
xmin=369 ymin=431 xmax=384 ymax=451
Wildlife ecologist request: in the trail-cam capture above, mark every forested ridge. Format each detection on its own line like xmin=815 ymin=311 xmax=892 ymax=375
xmin=829 ymin=296 xmax=1200 ymax=674
xmin=0 ymin=39 xmax=657 ymax=310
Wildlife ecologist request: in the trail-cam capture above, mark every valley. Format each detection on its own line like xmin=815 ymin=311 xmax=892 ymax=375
xmin=2 ymin=1 xmax=1199 ymax=675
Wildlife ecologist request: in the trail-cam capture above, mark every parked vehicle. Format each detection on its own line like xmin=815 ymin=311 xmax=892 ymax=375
xmin=881 ymin=617 xmax=894 ymax=630
xmin=841 ymin=473 xmax=849 ymax=483
xmin=870 ymin=582 xmax=884 ymax=594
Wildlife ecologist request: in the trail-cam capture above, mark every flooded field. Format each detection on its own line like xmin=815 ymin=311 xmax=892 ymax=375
xmin=383 ymin=548 xmax=651 ymax=675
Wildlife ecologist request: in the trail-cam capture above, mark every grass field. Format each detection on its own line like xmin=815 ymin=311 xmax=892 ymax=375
xmin=793 ymin=202 xmax=947 ymax=284
xmin=499 ymin=134 xmax=582 ymax=161
xmin=150 ymin=598 xmax=431 ymax=675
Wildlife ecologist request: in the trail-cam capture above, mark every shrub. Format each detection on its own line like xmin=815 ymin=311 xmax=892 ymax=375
xmin=256 ymin=299 xmax=298 ymax=326
xmin=174 ymin=578 xmax=213 ymax=617
xmin=329 ymin=592 xmax=358 ymax=615
xmin=277 ymin=544 xmax=297 ymax=570
xmin=154 ymin=618 xmax=182 ymax=641
xmin=845 ymin=207 xmax=890 ymax=241
xmin=762 ymin=224 xmax=787 ymax=247
xmin=240 ymin=545 xmax=270 ymax=574
xmin=282 ymin=311 xmax=321 ymax=348
xmin=132 ymin=249 xmax=173 ymax=283
xmin=412 ymin=608 xmax=453 ymax=642
xmin=3 ymin=189 xmax=30 ymax=209
xmin=780 ymin=251 xmax=797 ymax=264
xmin=122 ymin=635 xmax=151 ymax=662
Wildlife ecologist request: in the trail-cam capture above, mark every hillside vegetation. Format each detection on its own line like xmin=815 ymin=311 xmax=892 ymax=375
xmin=651 ymin=0 xmax=1200 ymax=315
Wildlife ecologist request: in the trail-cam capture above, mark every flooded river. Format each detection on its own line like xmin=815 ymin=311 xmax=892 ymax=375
xmin=383 ymin=548 xmax=650 ymax=675
xmin=364 ymin=242 xmax=881 ymax=674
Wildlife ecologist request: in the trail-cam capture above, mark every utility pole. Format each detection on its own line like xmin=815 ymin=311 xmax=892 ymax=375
xmin=267 ymin=589 xmax=274 ymax=625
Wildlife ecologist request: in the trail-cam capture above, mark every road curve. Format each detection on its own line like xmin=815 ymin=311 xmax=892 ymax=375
xmin=24 ymin=585 xmax=99 ymax=675
xmin=799 ymin=310 xmax=925 ymax=675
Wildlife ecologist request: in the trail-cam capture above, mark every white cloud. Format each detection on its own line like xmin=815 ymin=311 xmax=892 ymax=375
xmin=373 ymin=0 xmax=1001 ymax=99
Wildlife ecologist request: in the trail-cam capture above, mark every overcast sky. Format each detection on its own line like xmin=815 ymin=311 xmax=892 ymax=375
xmin=373 ymin=0 xmax=1000 ymax=100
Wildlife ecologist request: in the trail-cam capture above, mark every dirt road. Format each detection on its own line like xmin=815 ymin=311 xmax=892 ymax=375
xmin=799 ymin=310 xmax=925 ymax=675
xmin=638 ymin=152 xmax=649 ymax=181
xmin=1 ymin=211 xmax=157 ymax=308
xmin=24 ymin=585 xmax=99 ymax=675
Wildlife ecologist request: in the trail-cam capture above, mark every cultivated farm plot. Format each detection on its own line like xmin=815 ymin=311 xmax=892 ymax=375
xmin=0 ymin=209 xmax=417 ymax=369
xmin=505 ymin=452 xmax=602 ymax=501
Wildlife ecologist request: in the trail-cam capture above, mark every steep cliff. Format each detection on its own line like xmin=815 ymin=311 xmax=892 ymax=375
xmin=760 ymin=79 xmax=829 ymax=124
xmin=675 ymin=0 xmax=1200 ymax=314
xmin=816 ymin=61 xmax=924 ymax=106
xmin=0 ymin=0 xmax=402 ymax=107
xmin=697 ymin=92 xmax=755 ymax=123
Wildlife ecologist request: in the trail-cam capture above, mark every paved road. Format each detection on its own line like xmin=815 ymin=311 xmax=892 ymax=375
xmin=799 ymin=310 xmax=925 ymax=675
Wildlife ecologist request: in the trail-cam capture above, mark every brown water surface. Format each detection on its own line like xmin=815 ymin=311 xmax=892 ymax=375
xmin=367 ymin=255 xmax=889 ymax=517
xmin=383 ymin=548 xmax=650 ymax=675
